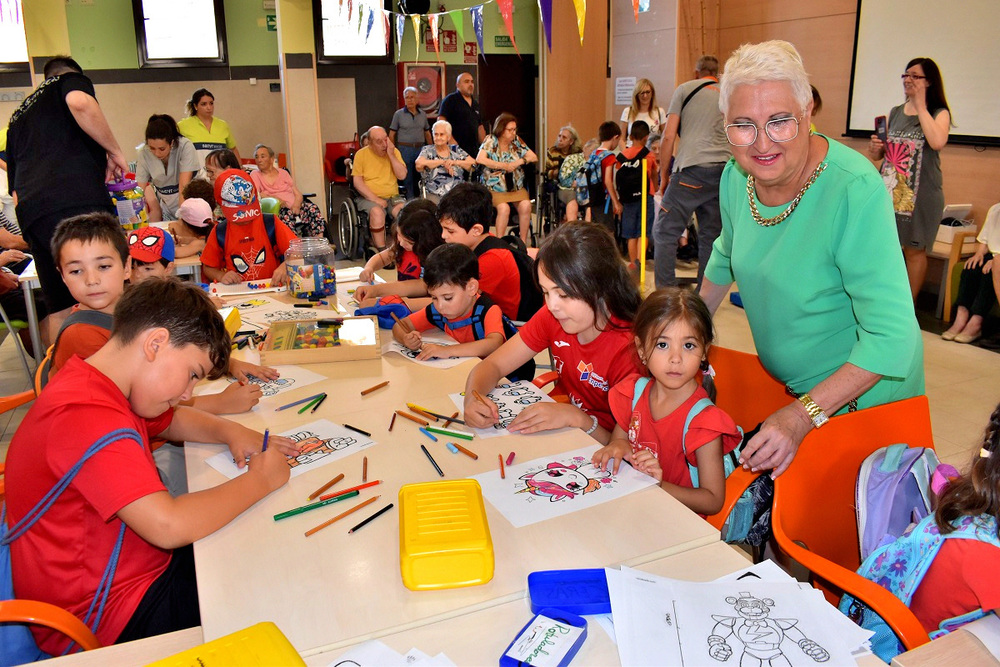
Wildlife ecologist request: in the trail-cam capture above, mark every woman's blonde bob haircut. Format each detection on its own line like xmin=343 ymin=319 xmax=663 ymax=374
xmin=719 ymin=40 xmax=812 ymax=118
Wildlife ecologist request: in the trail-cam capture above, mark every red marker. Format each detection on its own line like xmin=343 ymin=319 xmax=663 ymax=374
xmin=506 ymin=452 xmax=515 ymax=466
xmin=319 ymin=479 xmax=382 ymax=501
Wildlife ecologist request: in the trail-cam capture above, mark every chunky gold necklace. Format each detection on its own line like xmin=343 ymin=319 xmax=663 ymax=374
xmin=746 ymin=161 xmax=827 ymax=227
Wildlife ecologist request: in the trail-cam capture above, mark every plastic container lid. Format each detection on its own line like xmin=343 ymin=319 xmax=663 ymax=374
xmin=500 ymin=608 xmax=588 ymax=667
xmin=527 ymin=568 xmax=611 ymax=615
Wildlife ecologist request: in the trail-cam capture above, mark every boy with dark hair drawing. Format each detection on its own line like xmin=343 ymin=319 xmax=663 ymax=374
xmin=437 ymin=182 xmax=542 ymax=322
xmin=4 ymin=278 xmax=300 ymax=654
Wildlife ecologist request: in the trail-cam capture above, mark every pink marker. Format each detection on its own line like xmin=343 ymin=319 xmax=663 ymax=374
xmin=506 ymin=452 xmax=515 ymax=466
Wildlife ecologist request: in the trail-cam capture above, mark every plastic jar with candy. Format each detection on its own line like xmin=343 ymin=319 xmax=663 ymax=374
xmin=107 ymin=175 xmax=148 ymax=231
xmin=285 ymin=237 xmax=336 ymax=299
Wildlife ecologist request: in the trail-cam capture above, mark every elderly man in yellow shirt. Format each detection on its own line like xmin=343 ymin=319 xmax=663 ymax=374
xmin=352 ymin=126 xmax=408 ymax=249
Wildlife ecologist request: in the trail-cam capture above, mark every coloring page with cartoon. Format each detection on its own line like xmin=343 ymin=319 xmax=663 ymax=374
xmin=470 ymin=446 xmax=657 ymax=527
xmin=449 ymin=380 xmax=557 ymax=439
xmin=192 ymin=364 xmax=327 ymax=408
xmin=203 ymin=419 xmax=376 ymax=480
xmin=384 ymin=328 xmax=466 ymax=369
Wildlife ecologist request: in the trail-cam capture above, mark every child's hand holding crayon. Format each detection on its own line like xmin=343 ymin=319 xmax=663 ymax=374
xmin=247 ymin=447 xmax=291 ymax=491
xmin=217 ymin=381 xmax=263 ymax=413
xmin=402 ymin=329 xmax=423 ymax=351
xmin=228 ymin=426 xmax=299 ymax=468
xmin=416 ymin=342 xmax=450 ymax=361
xmin=463 ymin=390 xmax=499 ymax=428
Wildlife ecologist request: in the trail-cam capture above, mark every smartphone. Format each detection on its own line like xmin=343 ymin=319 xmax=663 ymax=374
xmin=875 ymin=115 xmax=888 ymax=143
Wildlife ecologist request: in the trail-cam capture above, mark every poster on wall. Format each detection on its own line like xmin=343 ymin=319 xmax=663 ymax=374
xmin=397 ymin=62 xmax=445 ymax=118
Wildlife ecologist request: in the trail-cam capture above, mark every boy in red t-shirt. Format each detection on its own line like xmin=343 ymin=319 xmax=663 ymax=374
xmin=607 ymin=121 xmax=659 ymax=276
xmin=4 ymin=278 xmax=299 ymax=655
xmin=200 ymin=168 xmax=295 ymax=285
xmin=437 ymin=182 xmax=542 ymax=322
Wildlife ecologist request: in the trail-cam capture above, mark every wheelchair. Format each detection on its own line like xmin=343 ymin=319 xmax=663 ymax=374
xmin=535 ymin=175 xmax=566 ymax=238
xmin=335 ymin=168 xmax=406 ymax=261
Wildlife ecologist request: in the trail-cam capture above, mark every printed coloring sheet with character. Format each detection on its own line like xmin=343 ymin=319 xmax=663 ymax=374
xmin=204 ymin=419 xmax=375 ymax=480
xmin=193 ymin=364 xmax=327 ymax=409
xmin=384 ymin=329 xmax=465 ymax=369
xmin=470 ymin=445 xmax=657 ymax=528
xmin=449 ymin=380 xmax=557 ymax=438
xmin=607 ymin=566 xmax=857 ymax=667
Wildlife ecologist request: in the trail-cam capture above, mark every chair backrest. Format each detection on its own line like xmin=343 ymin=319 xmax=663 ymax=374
xmin=324 ymin=139 xmax=361 ymax=184
xmin=707 ymin=346 xmax=789 ymax=432
xmin=0 ymin=599 xmax=102 ymax=653
xmin=773 ymin=395 xmax=934 ymax=603
xmin=260 ymin=197 xmax=281 ymax=215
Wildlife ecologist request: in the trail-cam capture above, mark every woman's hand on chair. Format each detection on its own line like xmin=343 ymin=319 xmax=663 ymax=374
xmin=739 ymin=403 xmax=813 ymax=478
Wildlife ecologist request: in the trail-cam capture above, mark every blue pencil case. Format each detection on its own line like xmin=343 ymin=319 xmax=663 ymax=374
xmin=527 ymin=568 xmax=611 ymax=615
xmin=500 ymin=608 xmax=587 ymax=667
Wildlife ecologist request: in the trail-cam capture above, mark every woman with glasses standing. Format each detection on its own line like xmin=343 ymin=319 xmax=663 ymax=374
xmin=620 ymin=79 xmax=666 ymax=147
xmin=869 ymin=58 xmax=952 ymax=300
xmin=699 ymin=40 xmax=923 ymax=478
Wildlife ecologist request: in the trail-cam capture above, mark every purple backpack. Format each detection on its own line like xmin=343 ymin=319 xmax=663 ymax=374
xmin=855 ymin=443 xmax=940 ymax=561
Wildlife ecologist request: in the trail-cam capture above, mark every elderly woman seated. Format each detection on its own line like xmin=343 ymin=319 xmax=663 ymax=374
xmin=415 ymin=120 xmax=475 ymax=203
xmin=544 ymin=124 xmax=584 ymax=223
xmin=249 ymin=144 xmax=327 ymax=238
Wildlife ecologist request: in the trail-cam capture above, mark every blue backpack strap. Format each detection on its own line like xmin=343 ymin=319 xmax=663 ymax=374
xmin=2 ymin=428 xmax=144 ymax=654
xmin=214 ymin=219 xmax=227 ymax=248
xmin=681 ymin=398 xmax=714 ymax=488
xmin=630 ymin=376 xmax=651 ymax=411
xmin=263 ymin=213 xmax=281 ymax=261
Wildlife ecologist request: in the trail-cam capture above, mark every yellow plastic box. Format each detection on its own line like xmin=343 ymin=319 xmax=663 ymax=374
xmin=399 ymin=479 xmax=494 ymax=590
xmin=148 ymin=621 xmax=304 ymax=666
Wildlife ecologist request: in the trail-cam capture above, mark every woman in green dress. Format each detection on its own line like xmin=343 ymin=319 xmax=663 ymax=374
xmin=700 ymin=40 xmax=924 ymax=478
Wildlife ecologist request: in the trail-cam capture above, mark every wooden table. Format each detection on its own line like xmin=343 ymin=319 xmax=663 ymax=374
xmin=42 ymin=627 xmax=204 ymax=666
xmin=892 ymin=628 xmax=999 ymax=666
xmin=186 ymin=299 xmax=720 ymax=654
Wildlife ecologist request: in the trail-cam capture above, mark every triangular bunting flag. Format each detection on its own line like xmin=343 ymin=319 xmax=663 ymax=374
xmin=383 ymin=10 xmax=392 ymax=54
xmin=366 ymin=8 xmax=375 ymax=41
xmin=496 ymin=0 xmax=519 ymax=56
xmin=571 ymin=0 xmax=586 ymax=44
xmin=449 ymin=9 xmax=465 ymax=45
xmin=470 ymin=5 xmax=485 ymax=55
xmin=428 ymin=14 xmax=442 ymax=62
xmin=410 ymin=14 xmax=421 ymax=60
xmin=357 ymin=2 xmax=364 ymax=33
xmin=347 ymin=0 xmax=353 ymax=22
xmin=632 ymin=0 xmax=639 ymax=23
xmin=537 ymin=0 xmax=553 ymax=52
xmin=395 ymin=13 xmax=406 ymax=58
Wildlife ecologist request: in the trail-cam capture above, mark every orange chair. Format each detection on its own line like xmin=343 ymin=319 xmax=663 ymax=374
xmin=324 ymin=137 xmax=360 ymax=187
xmin=771 ymin=395 xmax=934 ymax=653
xmin=703 ymin=346 xmax=790 ymax=533
xmin=0 ymin=600 xmax=102 ymax=653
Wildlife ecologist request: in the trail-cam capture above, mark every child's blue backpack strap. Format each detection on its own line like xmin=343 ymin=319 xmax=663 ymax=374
xmin=1 ymin=428 xmax=143 ymax=665
xmin=839 ymin=513 xmax=1000 ymax=663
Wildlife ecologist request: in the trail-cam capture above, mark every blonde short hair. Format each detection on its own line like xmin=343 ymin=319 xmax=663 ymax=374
xmin=719 ymin=40 xmax=811 ymax=117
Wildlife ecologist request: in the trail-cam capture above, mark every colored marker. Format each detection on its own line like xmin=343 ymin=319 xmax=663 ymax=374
xmin=362 ymin=456 xmax=368 ymax=482
xmin=420 ymin=445 xmax=444 ymax=477
xmin=273 ymin=490 xmax=360 ymax=521
xmin=425 ymin=425 xmax=473 ymax=441
xmin=261 ymin=428 xmax=270 ymax=453
xmin=319 ymin=479 xmax=382 ymax=502
xmin=446 ymin=443 xmax=459 ymax=454
xmin=407 ymin=405 xmax=439 ymax=422
xmin=298 ymin=393 xmax=325 ymax=414
xmin=388 ymin=412 xmax=397 ymax=431
xmin=452 ymin=442 xmax=479 ymax=460
xmin=275 ymin=392 xmax=326 ymax=411
xmin=308 ymin=472 xmax=345 ymax=500
xmin=305 ymin=496 xmax=381 ymax=537
xmin=361 ymin=380 xmax=389 ymax=396
xmin=395 ymin=410 xmax=429 ymax=427
xmin=418 ymin=427 xmax=438 ymax=442
xmin=506 ymin=452 xmax=515 ymax=466
xmin=293 ymin=303 xmax=314 ymax=308
xmin=498 ymin=453 xmax=506 ymax=479
xmin=309 ymin=394 xmax=328 ymax=413
xmin=344 ymin=423 xmax=372 ymax=437
xmin=407 ymin=404 xmax=466 ymax=424
xmin=443 ymin=411 xmax=460 ymax=428
xmin=348 ymin=502 xmax=395 ymax=534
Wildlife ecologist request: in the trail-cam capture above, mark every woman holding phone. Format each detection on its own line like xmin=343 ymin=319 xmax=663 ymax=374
xmin=869 ymin=58 xmax=952 ymax=300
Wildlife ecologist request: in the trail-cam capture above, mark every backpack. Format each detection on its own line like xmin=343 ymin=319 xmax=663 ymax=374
xmin=839 ymin=513 xmax=1000 ymax=663
xmin=557 ymin=152 xmax=585 ymax=190
xmin=38 ymin=310 xmax=114 ymax=390
xmin=855 ymin=444 xmax=940 ymax=561
xmin=580 ymin=149 xmax=613 ymax=210
xmin=1 ymin=428 xmax=143 ymax=666
xmin=614 ymin=146 xmax=650 ymax=204
xmin=630 ymin=378 xmax=753 ymax=542
xmin=474 ymin=235 xmax=543 ymax=322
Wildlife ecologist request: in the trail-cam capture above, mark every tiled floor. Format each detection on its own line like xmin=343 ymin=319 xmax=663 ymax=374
xmin=2 ymin=267 xmax=996 ymax=473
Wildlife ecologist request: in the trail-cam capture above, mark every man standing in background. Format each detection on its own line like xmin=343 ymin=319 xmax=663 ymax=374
xmin=438 ymin=72 xmax=486 ymax=159
xmin=653 ymin=55 xmax=730 ymax=288
xmin=6 ymin=56 xmax=127 ymax=337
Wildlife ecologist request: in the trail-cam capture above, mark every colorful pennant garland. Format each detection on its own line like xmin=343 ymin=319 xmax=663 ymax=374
xmin=427 ymin=13 xmax=442 ymax=61
xmin=496 ymin=0 xmax=519 ymax=55
xmin=571 ymin=0 xmax=586 ymax=44
xmin=470 ymin=5 xmax=485 ymax=54
xmin=537 ymin=0 xmax=553 ymax=52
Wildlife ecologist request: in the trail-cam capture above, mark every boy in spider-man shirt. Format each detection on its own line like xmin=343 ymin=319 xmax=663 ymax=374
xmin=200 ymin=169 xmax=295 ymax=285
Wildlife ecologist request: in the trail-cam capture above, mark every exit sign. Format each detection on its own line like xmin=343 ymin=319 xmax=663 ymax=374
xmin=494 ymin=35 xmax=513 ymax=48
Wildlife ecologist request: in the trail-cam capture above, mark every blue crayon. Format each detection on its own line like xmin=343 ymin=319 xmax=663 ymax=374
xmin=418 ymin=427 xmax=438 ymax=442
xmin=446 ymin=442 xmax=459 ymax=454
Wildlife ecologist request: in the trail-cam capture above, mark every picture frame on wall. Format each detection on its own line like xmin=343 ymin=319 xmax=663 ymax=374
xmin=397 ymin=62 xmax=445 ymax=119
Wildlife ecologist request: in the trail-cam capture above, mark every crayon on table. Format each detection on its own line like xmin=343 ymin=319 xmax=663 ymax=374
xmin=395 ymin=410 xmax=429 ymax=427
xmin=446 ymin=443 xmax=459 ymax=454
xmin=452 ymin=442 xmax=479 ymax=460
xmin=418 ymin=427 xmax=438 ymax=442
xmin=425 ymin=426 xmax=473 ymax=441
xmin=408 ymin=404 xmax=465 ymax=424
xmin=498 ymin=453 xmax=505 ymax=479
xmin=309 ymin=394 xmax=328 ymax=413
xmin=361 ymin=380 xmax=389 ymax=396
xmin=443 ymin=411 xmax=460 ymax=428
xmin=388 ymin=412 xmax=397 ymax=431
xmin=362 ymin=456 xmax=368 ymax=483
xmin=298 ymin=394 xmax=325 ymax=414
xmin=420 ymin=445 xmax=444 ymax=477
xmin=273 ymin=490 xmax=360 ymax=521
xmin=319 ymin=479 xmax=382 ymax=502
xmin=407 ymin=405 xmax=439 ymax=422
xmin=344 ymin=423 xmax=372 ymax=437
xmin=308 ymin=472 xmax=345 ymax=500
xmin=276 ymin=392 xmax=326 ymax=411
xmin=348 ymin=502 xmax=394 ymax=534
xmin=506 ymin=452 xmax=515 ymax=466
xmin=305 ymin=495 xmax=381 ymax=537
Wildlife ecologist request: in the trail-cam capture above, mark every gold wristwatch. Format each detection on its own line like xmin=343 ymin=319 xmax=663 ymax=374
xmin=797 ymin=393 xmax=829 ymax=429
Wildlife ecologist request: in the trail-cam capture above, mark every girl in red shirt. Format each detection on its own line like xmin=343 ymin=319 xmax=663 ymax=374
xmin=592 ymin=288 xmax=741 ymax=515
